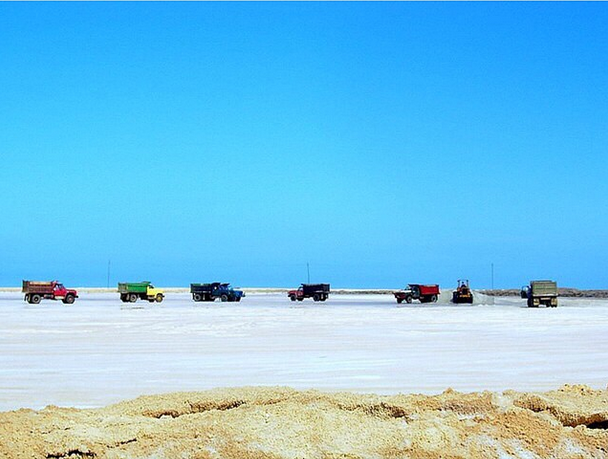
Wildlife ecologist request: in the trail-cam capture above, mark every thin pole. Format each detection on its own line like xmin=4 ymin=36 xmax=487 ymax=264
xmin=307 ymin=262 xmax=310 ymax=284
xmin=491 ymin=263 xmax=494 ymax=290
xmin=107 ymin=260 xmax=111 ymax=289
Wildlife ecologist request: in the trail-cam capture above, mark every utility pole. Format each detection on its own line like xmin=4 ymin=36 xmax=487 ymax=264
xmin=491 ymin=263 xmax=494 ymax=290
xmin=307 ymin=262 xmax=310 ymax=284
xmin=107 ymin=260 xmax=111 ymax=289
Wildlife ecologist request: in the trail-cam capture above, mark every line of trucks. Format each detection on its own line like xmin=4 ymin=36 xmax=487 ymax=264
xmin=20 ymin=279 xmax=560 ymax=307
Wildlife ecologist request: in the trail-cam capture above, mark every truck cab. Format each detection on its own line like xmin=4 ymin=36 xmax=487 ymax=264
xmin=216 ymin=283 xmax=244 ymax=302
xmin=52 ymin=283 xmax=77 ymax=301
xmin=288 ymin=286 xmax=305 ymax=301
xmin=146 ymin=284 xmax=164 ymax=301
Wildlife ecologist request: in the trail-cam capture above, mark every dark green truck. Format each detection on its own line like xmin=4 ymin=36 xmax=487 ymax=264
xmin=521 ymin=280 xmax=558 ymax=307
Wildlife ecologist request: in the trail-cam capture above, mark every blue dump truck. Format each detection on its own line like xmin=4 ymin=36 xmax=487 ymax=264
xmin=190 ymin=282 xmax=245 ymax=302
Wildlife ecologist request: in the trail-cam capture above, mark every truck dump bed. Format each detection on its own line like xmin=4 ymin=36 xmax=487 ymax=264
xmin=418 ymin=284 xmax=440 ymax=296
xmin=118 ymin=282 xmax=151 ymax=293
xmin=22 ymin=281 xmax=54 ymax=294
xmin=530 ymin=281 xmax=558 ymax=297
xmin=190 ymin=283 xmax=221 ymax=293
xmin=301 ymin=284 xmax=330 ymax=295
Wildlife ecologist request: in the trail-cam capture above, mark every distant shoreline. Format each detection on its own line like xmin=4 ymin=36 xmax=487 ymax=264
xmin=1 ymin=287 xmax=607 ymax=297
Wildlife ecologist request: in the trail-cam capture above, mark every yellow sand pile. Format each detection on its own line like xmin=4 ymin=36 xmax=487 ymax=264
xmin=1 ymin=385 xmax=607 ymax=458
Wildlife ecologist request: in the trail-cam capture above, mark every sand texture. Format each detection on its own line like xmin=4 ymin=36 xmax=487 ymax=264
xmin=1 ymin=385 xmax=607 ymax=459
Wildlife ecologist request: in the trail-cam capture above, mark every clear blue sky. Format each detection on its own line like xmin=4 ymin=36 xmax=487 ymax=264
xmin=1 ymin=2 xmax=607 ymax=288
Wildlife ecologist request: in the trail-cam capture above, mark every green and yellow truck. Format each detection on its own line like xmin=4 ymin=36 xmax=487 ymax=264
xmin=118 ymin=281 xmax=165 ymax=303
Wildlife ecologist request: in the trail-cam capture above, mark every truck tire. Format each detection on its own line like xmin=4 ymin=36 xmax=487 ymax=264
xmin=31 ymin=294 xmax=41 ymax=304
xmin=290 ymin=296 xmax=296 ymax=302
xmin=431 ymin=295 xmax=438 ymax=303
xmin=156 ymin=294 xmax=163 ymax=303
xmin=397 ymin=298 xmax=403 ymax=304
xmin=193 ymin=293 xmax=202 ymax=302
xmin=64 ymin=294 xmax=75 ymax=304
xmin=129 ymin=293 xmax=138 ymax=303
xmin=24 ymin=294 xmax=30 ymax=303
xmin=527 ymin=298 xmax=537 ymax=308
xmin=313 ymin=294 xmax=320 ymax=302
xmin=236 ymin=297 xmax=241 ymax=302
xmin=220 ymin=294 xmax=228 ymax=302
xmin=405 ymin=295 xmax=412 ymax=304
xmin=120 ymin=294 xmax=127 ymax=302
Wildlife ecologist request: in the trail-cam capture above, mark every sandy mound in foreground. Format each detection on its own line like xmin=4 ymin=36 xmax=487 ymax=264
xmin=1 ymin=385 xmax=607 ymax=459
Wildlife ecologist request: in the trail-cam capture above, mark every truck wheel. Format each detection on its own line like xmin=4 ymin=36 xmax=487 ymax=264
xmin=397 ymin=298 xmax=403 ymax=304
xmin=527 ymin=298 xmax=536 ymax=308
xmin=156 ymin=294 xmax=163 ymax=303
xmin=290 ymin=296 xmax=296 ymax=302
xmin=193 ymin=293 xmax=202 ymax=302
xmin=120 ymin=294 xmax=127 ymax=302
xmin=405 ymin=295 xmax=412 ymax=304
xmin=236 ymin=297 xmax=241 ymax=302
xmin=431 ymin=295 xmax=438 ymax=303
xmin=64 ymin=294 xmax=75 ymax=304
xmin=24 ymin=294 xmax=30 ymax=303
xmin=31 ymin=294 xmax=41 ymax=304
xmin=220 ymin=294 xmax=228 ymax=302
xmin=129 ymin=293 xmax=138 ymax=303
xmin=313 ymin=294 xmax=320 ymax=302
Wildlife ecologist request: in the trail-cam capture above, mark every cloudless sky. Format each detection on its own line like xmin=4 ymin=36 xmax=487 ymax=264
xmin=0 ymin=2 xmax=607 ymax=288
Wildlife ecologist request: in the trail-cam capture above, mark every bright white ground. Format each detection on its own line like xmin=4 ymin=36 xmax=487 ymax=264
xmin=0 ymin=291 xmax=607 ymax=411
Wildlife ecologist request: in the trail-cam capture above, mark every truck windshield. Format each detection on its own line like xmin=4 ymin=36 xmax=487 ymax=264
xmin=56 ymin=284 xmax=64 ymax=290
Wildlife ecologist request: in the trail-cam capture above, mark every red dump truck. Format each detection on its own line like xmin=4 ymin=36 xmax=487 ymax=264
xmin=22 ymin=280 xmax=79 ymax=304
xmin=394 ymin=284 xmax=440 ymax=304
xmin=288 ymin=283 xmax=330 ymax=302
